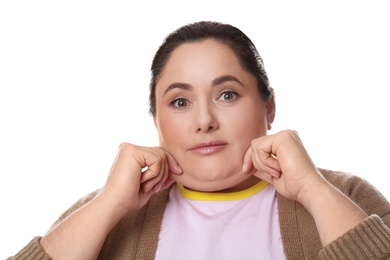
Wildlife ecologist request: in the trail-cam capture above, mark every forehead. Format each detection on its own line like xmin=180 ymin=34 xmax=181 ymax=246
xmin=166 ymin=39 xmax=237 ymax=70
xmin=156 ymin=39 xmax=253 ymax=89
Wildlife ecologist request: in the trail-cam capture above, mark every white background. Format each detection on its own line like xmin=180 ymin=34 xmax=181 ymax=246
xmin=1 ymin=1 xmax=389 ymax=258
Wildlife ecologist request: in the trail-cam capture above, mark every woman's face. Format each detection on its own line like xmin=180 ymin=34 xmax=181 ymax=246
xmin=154 ymin=39 xmax=275 ymax=192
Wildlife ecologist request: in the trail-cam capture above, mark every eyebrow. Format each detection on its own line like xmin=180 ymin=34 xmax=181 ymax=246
xmin=163 ymin=82 xmax=193 ymax=96
xmin=212 ymin=75 xmax=243 ymax=87
xmin=163 ymin=75 xmax=243 ymax=96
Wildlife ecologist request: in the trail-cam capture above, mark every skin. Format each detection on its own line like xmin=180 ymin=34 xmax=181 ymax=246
xmin=243 ymin=130 xmax=367 ymax=245
xmin=39 ymin=39 xmax=367 ymax=259
xmin=154 ymin=39 xmax=275 ymax=192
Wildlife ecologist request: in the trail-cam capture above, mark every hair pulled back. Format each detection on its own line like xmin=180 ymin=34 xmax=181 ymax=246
xmin=149 ymin=21 xmax=271 ymax=115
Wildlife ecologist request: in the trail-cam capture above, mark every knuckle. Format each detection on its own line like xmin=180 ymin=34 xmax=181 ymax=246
xmin=118 ymin=142 xmax=137 ymax=154
xmin=118 ymin=142 xmax=130 ymax=150
xmin=148 ymin=168 xmax=159 ymax=178
xmin=281 ymin=129 xmax=299 ymax=138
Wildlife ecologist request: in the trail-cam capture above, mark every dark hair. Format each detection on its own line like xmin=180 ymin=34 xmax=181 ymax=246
xmin=149 ymin=21 xmax=271 ymax=115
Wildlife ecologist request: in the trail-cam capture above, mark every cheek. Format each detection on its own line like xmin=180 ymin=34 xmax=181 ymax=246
xmin=228 ymin=106 xmax=267 ymax=138
xmin=156 ymin=114 xmax=187 ymax=148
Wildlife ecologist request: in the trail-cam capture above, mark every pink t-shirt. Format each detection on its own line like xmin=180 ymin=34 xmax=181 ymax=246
xmin=155 ymin=181 xmax=286 ymax=259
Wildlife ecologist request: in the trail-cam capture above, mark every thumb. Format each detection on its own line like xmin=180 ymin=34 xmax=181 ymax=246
xmin=242 ymin=146 xmax=253 ymax=174
xmin=165 ymin=151 xmax=183 ymax=175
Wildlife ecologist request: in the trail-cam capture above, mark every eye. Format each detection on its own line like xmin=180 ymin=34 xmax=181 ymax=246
xmin=170 ymin=98 xmax=189 ymax=109
xmin=218 ymin=91 xmax=239 ymax=101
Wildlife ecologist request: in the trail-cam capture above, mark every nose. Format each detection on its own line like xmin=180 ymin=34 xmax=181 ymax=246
xmin=195 ymin=102 xmax=219 ymax=133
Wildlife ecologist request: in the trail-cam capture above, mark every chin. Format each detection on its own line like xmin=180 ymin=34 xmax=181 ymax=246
xmin=170 ymin=170 xmax=256 ymax=192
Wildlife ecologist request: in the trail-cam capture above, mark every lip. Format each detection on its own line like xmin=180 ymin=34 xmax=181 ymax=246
xmin=188 ymin=140 xmax=228 ymax=155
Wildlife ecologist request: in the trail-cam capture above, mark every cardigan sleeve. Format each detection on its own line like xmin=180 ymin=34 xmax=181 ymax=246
xmin=319 ymin=215 xmax=390 ymax=259
xmin=318 ymin=169 xmax=390 ymax=259
xmin=6 ymin=190 xmax=100 ymax=260
xmin=6 ymin=237 xmax=51 ymax=260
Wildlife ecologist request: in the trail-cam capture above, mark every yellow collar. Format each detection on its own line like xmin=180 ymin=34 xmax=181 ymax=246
xmin=177 ymin=180 xmax=269 ymax=201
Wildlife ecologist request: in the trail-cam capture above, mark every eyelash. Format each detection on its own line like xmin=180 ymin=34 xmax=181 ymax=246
xmin=169 ymin=90 xmax=240 ymax=109
xmin=169 ymin=98 xmax=189 ymax=109
xmin=218 ymin=90 xmax=239 ymax=101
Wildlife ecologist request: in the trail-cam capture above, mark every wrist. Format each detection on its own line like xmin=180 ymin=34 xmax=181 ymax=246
xmin=295 ymin=172 xmax=330 ymax=212
xmin=295 ymin=174 xmax=367 ymax=246
xmin=96 ymin=190 xmax=132 ymax=223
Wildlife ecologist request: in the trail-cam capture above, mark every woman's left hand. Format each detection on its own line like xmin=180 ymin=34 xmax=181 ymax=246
xmin=243 ymin=129 xmax=367 ymax=246
xmin=242 ymin=129 xmax=326 ymax=203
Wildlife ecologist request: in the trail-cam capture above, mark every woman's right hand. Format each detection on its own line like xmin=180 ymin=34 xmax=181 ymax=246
xmin=101 ymin=143 xmax=183 ymax=216
xmin=40 ymin=143 xmax=182 ymax=260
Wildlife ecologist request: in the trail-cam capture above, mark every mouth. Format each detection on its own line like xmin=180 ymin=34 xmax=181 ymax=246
xmin=188 ymin=141 xmax=228 ymax=155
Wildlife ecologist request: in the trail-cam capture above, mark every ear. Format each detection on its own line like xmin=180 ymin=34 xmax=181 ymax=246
xmin=266 ymin=88 xmax=276 ymax=130
xmin=153 ymin=115 xmax=160 ymax=131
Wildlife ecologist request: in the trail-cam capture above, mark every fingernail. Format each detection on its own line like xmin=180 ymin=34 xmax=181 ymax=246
xmin=153 ymin=183 xmax=163 ymax=193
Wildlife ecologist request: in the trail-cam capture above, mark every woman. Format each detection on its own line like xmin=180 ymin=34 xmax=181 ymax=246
xmin=9 ymin=21 xmax=390 ymax=259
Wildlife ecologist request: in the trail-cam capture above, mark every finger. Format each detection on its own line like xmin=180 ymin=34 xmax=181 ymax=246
xmin=141 ymin=154 xmax=165 ymax=192
xmin=140 ymin=167 xmax=156 ymax=183
xmin=165 ymin=150 xmax=183 ymax=175
xmin=242 ymin=146 xmax=254 ymax=174
xmin=142 ymin=169 xmax=160 ymax=192
xmin=251 ymin=139 xmax=281 ymax=171
xmin=160 ymin=177 xmax=176 ymax=191
xmin=153 ymin=158 xmax=169 ymax=193
xmin=251 ymin=146 xmax=281 ymax=178
xmin=253 ymin=170 xmax=275 ymax=184
xmin=145 ymin=156 xmax=169 ymax=192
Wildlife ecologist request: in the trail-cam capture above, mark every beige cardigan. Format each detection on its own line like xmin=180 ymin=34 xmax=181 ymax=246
xmin=9 ymin=169 xmax=390 ymax=259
